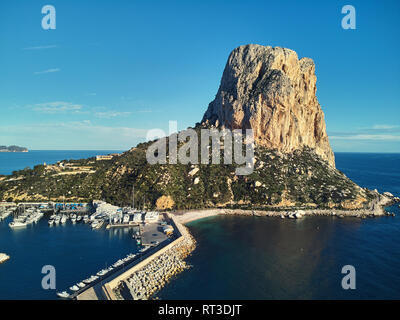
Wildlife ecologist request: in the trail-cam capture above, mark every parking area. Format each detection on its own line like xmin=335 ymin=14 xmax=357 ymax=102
xmin=141 ymin=219 xmax=169 ymax=246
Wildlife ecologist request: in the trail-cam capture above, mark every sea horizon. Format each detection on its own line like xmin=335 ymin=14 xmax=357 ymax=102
xmin=0 ymin=150 xmax=123 ymax=176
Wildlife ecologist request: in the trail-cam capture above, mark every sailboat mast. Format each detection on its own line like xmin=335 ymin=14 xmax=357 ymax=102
xmin=132 ymin=185 xmax=135 ymax=210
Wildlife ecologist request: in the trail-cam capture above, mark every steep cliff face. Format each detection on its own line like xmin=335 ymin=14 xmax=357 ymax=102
xmin=202 ymin=44 xmax=335 ymax=167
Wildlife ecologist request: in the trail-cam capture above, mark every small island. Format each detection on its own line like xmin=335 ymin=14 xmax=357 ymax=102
xmin=0 ymin=145 xmax=28 ymax=152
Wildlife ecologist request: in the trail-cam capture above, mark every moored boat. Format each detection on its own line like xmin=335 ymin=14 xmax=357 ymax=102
xmin=56 ymin=291 xmax=70 ymax=298
xmin=61 ymin=215 xmax=67 ymax=224
xmin=92 ymin=219 xmax=105 ymax=229
xmin=9 ymin=221 xmax=27 ymax=228
xmin=69 ymin=285 xmax=79 ymax=292
xmin=96 ymin=269 xmax=108 ymax=276
xmin=0 ymin=253 xmax=10 ymax=264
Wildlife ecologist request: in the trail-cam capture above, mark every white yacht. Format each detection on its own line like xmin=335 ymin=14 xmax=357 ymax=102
xmin=9 ymin=221 xmax=27 ymax=228
xmin=25 ymin=216 xmax=35 ymax=224
xmin=112 ymin=260 xmax=123 ymax=268
xmin=91 ymin=220 xmax=99 ymax=229
xmin=48 ymin=219 xmax=54 ymax=226
xmin=83 ymin=215 xmax=89 ymax=223
xmin=139 ymin=246 xmax=150 ymax=253
xmin=96 ymin=269 xmax=108 ymax=276
xmin=92 ymin=220 xmax=104 ymax=229
xmin=61 ymin=215 xmax=67 ymax=224
xmin=83 ymin=275 xmax=99 ymax=284
xmin=123 ymin=214 xmax=130 ymax=224
xmin=77 ymin=282 xmax=86 ymax=288
xmin=76 ymin=215 xmax=82 ymax=222
xmin=34 ymin=211 xmax=44 ymax=222
xmin=127 ymin=253 xmax=136 ymax=259
xmin=69 ymin=285 xmax=79 ymax=292
xmin=56 ymin=291 xmax=70 ymax=298
xmin=0 ymin=210 xmax=12 ymax=220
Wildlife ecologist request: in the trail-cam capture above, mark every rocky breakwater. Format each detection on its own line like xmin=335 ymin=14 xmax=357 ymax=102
xmin=202 ymin=44 xmax=335 ymax=167
xmin=113 ymin=224 xmax=196 ymax=300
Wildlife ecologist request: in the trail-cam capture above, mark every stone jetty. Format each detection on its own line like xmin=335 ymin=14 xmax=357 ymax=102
xmin=111 ymin=221 xmax=196 ymax=300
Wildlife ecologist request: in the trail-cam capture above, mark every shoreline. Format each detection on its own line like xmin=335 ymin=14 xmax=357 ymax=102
xmin=109 ymin=194 xmax=398 ymax=300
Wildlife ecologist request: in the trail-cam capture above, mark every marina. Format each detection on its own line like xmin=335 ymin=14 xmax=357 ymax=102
xmin=3 ymin=200 xmax=163 ymax=233
xmin=0 ymin=206 xmax=145 ymax=299
xmin=1 ymin=199 xmax=174 ymax=299
xmin=0 ymin=199 xmax=175 ymax=300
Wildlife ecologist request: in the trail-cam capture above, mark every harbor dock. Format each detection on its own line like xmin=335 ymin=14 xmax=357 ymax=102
xmin=71 ymin=213 xmax=195 ymax=300
xmin=2 ymin=199 xmax=194 ymax=300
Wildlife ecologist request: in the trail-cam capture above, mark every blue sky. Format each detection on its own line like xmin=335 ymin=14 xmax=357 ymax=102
xmin=0 ymin=0 xmax=399 ymax=152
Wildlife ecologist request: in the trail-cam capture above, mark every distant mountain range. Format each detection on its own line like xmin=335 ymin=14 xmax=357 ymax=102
xmin=0 ymin=145 xmax=28 ymax=152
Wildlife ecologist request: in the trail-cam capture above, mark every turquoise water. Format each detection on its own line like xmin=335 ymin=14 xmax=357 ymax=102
xmin=0 ymin=150 xmax=122 ymax=175
xmin=156 ymin=153 xmax=400 ymax=300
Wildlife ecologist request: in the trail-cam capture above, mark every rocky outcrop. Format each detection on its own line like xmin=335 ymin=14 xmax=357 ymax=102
xmin=202 ymin=44 xmax=335 ymax=167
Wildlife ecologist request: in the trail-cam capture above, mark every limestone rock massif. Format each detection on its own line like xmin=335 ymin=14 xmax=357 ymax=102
xmin=202 ymin=44 xmax=335 ymax=167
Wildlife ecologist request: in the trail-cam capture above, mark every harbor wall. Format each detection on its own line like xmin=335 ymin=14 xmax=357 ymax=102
xmin=102 ymin=214 xmax=185 ymax=300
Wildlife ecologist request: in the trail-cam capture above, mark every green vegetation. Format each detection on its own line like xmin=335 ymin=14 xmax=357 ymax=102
xmin=0 ymin=139 xmax=373 ymax=210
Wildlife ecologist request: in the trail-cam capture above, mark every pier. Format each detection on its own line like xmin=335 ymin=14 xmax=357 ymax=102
xmin=71 ymin=213 xmax=194 ymax=300
xmin=73 ymin=237 xmax=175 ymax=300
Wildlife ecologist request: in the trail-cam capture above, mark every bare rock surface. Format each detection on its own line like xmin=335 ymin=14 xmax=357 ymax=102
xmin=202 ymin=44 xmax=335 ymax=167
